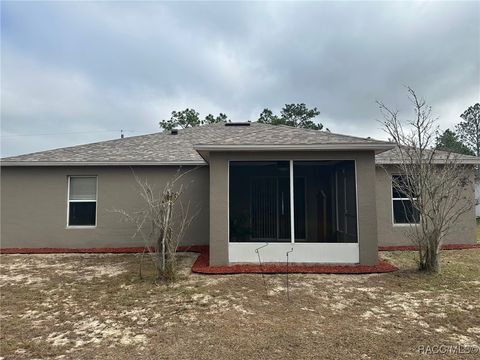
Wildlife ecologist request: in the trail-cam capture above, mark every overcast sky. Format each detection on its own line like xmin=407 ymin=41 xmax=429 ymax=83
xmin=1 ymin=1 xmax=479 ymax=157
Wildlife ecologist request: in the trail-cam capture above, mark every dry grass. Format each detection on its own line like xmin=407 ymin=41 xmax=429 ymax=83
xmin=476 ymin=218 xmax=480 ymax=243
xmin=1 ymin=250 xmax=479 ymax=359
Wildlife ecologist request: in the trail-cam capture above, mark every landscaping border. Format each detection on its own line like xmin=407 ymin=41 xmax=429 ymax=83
xmin=379 ymin=244 xmax=480 ymax=251
xmin=187 ymin=246 xmax=398 ymax=274
xmin=2 ymin=243 xmax=477 ymax=274
xmin=2 ymin=243 xmax=478 ymax=254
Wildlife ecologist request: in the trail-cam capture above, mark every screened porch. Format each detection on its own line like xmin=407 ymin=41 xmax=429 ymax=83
xmin=229 ymin=160 xmax=358 ymax=245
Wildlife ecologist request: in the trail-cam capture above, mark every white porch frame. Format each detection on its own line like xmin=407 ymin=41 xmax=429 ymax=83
xmin=228 ymin=160 xmax=360 ymax=263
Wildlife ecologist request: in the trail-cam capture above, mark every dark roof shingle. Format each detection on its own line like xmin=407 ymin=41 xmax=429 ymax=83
xmin=1 ymin=123 xmax=394 ymax=165
xmin=376 ymin=146 xmax=480 ymax=164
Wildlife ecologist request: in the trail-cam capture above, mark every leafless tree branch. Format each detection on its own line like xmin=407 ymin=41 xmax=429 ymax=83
xmin=113 ymin=167 xmax=199 ymax=282
xmin=378 ymin=88 xmax=474 ymax=273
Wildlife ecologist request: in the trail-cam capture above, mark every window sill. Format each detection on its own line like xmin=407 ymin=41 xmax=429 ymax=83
xmin=393 ymin=223 xmax=420 ymax=227
xmin=66 ymin=226 xmax=97 ymax=229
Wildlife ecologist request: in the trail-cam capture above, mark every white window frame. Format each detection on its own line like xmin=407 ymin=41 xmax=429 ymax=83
xmin=289 ymin=160 xmax=295 ymax=243
xmin=67 ymin=175 xmax=98 ymax=229
xmin=391 ymin=175 xmax=420 ymax=226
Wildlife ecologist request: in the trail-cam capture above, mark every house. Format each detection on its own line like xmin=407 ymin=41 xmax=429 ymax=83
xmin=476 ymin=171 xmax=480 ymax=216
xmin=1 ymin=122 xmax=478 ymax=266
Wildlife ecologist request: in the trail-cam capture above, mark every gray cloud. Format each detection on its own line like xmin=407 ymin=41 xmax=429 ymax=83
xmin=1 ymin=1 xmax=479 ymax=156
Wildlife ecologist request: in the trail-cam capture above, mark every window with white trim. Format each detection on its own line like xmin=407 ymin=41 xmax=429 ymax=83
xmin=392 ymin=175 xmax=420 ymax=224
xmin=68 ymin=176 xmax=97 ymax=227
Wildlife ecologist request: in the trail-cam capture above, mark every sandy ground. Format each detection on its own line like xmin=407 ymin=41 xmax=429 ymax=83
xmin=1 ymin=250 xmax=479 ymax=359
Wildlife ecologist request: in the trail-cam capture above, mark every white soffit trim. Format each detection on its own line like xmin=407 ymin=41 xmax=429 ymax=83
xmin=228 ymin=243 xmax=360 ymax=264
xmin=194 ymin=143 xmax=395 ymax=152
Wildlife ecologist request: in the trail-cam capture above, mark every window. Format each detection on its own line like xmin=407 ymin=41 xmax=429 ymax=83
xmin=68 ymin=176 xmax=97 ymax=227
xmin=392 ymin=175 xmax=420 ymax=224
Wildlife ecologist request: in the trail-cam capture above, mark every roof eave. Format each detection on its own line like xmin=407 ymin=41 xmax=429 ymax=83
xmin=0 ymin=160 xmax=207 ymax=167
xmin=194 ymin=143 xmax=395 ymax=153
xmin=375 ymin=159 xmax=480 ymax=165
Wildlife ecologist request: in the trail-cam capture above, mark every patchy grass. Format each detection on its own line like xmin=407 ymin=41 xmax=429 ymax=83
xmin=1 ymin=250 xmax=479 ymax=359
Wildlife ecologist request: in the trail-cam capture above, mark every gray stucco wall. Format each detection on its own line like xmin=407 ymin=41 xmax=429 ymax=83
xmin=208 ymin=151 xmax=379 ymax=266
xmin=1 ymin=166 xmax=209 ymax=248
xmin=375 ymin=165 xmax=477 ymax=246
xmin=3 ymin=159 xmax=474 ymax=256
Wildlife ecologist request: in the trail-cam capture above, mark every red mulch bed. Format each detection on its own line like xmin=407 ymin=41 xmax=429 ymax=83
xmin=187 ymin=246 xmax=398 ymax=274
xmin=0 ymin=245 xmax=398 ymax=274
xmin=379 ymin=244 xmax=480 ymax=251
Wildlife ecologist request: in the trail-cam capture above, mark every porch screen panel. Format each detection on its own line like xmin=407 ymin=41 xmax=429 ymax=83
xmin=335 ymin=162 xmax=358 ymax=243
xmin=293 ymin=161 xmax=358 ymax=243
xmin=344 ymin=162 xmax=358 ymax=242
xmin=229 ymin=161 xmax=291 ymax=242
xmin=251 ymin=177 xmax=277 ymax=240
xmin=335 ymin=168 xmax=347 ymax=241
xmin=293 ymin=177 xmax=306 ymax=240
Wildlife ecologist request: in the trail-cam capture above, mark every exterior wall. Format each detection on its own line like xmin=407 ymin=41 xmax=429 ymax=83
xmin=375 ymin=165 xmax=477 ymax=246
xmin=4 ymin=160 xmax=474 ymax=257
xmin=1 ymin=166 xmax=209 ymax=248
xmin=208 ymin=151 xmax=379 ymax=266
xmin=476 ymin=181 xmax=480 ymax=217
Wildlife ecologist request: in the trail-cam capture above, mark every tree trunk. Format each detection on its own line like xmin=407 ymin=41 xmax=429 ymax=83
xmin=419 ymin=251 xmax=440 ymax=272
xmin=418 ymin=233 xmax=441 ymax=273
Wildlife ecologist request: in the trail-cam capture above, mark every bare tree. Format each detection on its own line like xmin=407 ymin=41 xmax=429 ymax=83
xmin=456 ymin=103 xmax=480 ymax=156
xmin=114 ymin=168 xmax=198 ymax=282
xmin=377 ymin=87 xmax=474 ymax=273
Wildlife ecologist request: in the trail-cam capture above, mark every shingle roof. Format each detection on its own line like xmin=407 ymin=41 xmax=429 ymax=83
xmin=0 ymin=122 xmax=394 ymax=166
xmin=376 ymin=146 xmax=480 ymax=164
xmin=195 ymin=124 xmax=387 ymax=146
